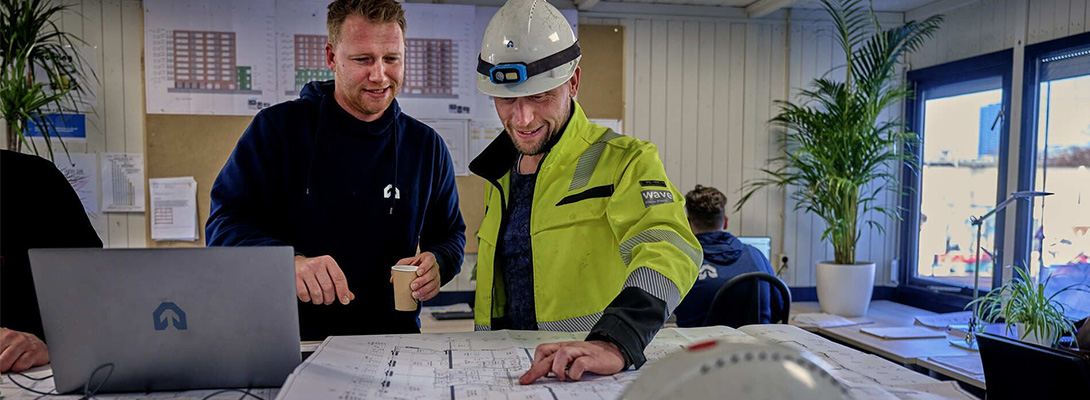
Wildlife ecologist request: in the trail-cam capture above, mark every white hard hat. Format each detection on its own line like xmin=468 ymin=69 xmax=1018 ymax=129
xmin=476 ymin=0 xmax=581 ymax=98
xmin=619 ymin=339 xmax=850 ymax=400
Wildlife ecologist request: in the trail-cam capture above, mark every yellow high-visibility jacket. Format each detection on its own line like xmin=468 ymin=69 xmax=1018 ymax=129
xmin=467 ymin=102 xmax=700 ymax=368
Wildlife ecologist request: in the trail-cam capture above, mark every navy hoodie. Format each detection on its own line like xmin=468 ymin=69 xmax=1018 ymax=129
xmin=672 ymin=231 xmax=781 ymax=327
xmin=206 ymin=81 xmax=466 ymax=340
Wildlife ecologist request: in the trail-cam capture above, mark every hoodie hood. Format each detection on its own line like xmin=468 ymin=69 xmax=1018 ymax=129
xmin=299 ymin=80 xmax=401 ymax=136
xmin=695 ymin=231 xmax=743 ymax=266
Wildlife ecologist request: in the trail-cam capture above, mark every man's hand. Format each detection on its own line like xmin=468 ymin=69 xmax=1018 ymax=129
xmin=294 ymin=255 xmax=355 ymax=305
xmin=392 ymin=252 xmax=441 ymax=302
xmin=0 ymin=328 xmax=50 ymax=373
xmin=519 ymin=340 xmax=626 ymax=384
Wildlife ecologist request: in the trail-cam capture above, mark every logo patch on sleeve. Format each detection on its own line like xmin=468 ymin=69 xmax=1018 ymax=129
xmin=639 ymin=180 xmax=667 ymax=188
xmin=641 ymin=190 xmax=675 ymax=207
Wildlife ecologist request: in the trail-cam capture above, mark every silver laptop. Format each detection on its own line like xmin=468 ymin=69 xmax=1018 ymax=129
xmin=29 ymin=247 xmax=300 ymax=394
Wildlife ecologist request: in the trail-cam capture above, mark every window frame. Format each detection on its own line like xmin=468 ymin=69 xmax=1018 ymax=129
xmin=1013 ymin=32 xmax=1090 ymax=279
xmin=899 ymin=50 xmax=1014 ymax=311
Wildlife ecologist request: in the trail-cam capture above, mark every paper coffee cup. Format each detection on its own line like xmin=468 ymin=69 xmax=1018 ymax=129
xmin=392 ymin=265 xmax=420 ymax=311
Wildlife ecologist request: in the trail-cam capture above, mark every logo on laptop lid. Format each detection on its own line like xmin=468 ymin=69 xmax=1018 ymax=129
xmin=153 ymin=302 xmax=187 ymax=331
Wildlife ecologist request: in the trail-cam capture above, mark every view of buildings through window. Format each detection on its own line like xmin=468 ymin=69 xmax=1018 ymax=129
xmin=1032 ymin=72 xmax=1090 ymax=319
xmin=916 ymin=89 xmax=1003 ymax=290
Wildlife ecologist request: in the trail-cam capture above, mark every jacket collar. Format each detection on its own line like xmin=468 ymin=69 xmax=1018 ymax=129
xmin=469 ymin=101 xmax=595 ymax=182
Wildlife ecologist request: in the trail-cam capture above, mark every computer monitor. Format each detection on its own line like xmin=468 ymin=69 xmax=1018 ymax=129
xmin=977 ymin=331 xmax=1090 ymax=400
xmin=30 ymin=247 xmax=301 ymax=394
xmin=737 ymin=236 xmax=772 ymax=261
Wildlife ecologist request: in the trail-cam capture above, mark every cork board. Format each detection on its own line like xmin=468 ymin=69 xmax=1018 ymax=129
xmin=144 ymin=115 xmax=250 ymax=248
xmin=576 ymin=25 xmax=624 ymax=120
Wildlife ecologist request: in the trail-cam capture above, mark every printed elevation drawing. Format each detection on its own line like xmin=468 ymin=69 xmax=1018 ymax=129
xmin=168 ymin=30 xmax=262 ymax=95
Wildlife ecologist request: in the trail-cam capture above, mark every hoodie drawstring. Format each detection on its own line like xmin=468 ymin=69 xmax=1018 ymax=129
xmin=389 ymin=122 xmax=400 ymax=215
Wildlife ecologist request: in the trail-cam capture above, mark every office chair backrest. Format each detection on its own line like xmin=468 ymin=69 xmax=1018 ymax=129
xmin=977 ymin=332 xmax=1090 ymax=400
xmin=703 ymin=271 xmax=791 ymax=328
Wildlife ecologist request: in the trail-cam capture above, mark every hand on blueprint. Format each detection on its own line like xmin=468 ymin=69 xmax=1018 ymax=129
xmin=294 ymin=255 xmax=355 ymax=305
xmin=393 ymin=252 xmax=441 ymax=302
xmin=0 ymin=328 xmax=50 ymax=373
xmin=519 ymin=340 xmax=625 ymax=384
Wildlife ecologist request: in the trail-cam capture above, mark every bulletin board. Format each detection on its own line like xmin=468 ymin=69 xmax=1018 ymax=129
xmin=143 ymin=25 xmax=624 ymax=252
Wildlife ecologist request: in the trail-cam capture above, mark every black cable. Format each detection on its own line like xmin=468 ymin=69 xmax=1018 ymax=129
xmin=199 ymin=387 xmax=264 ymax=400
xmin=16 ymin=372 xmax=54 ymax=381
xmin=78 ymin=363 xmax=114 ymax=400
xmin=8 ymin=364 xmax=264 ymax=400
xmin=7 ymin=374 xmax=59 ymax=396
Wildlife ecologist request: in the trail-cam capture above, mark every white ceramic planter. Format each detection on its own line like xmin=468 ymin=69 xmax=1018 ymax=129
xmin=816 ymin=261 xmax=876 ymax=317
xmin=1016 ymin=323 xmax=1057 ymax=347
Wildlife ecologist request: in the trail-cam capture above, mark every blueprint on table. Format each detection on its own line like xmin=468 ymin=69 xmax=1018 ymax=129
xmin=273 ymin=326 xmax=975 ymax=400
xmin=274 ymin=327 xmax=747 ymax=400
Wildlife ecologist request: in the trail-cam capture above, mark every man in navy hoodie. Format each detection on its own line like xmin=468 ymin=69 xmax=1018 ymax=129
xmin=206 ymin=0 xmax=465 ymax=340
xmin=673 ymin=185 xmax=782 ymax=327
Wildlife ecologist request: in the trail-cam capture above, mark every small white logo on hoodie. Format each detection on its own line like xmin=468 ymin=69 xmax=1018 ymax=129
xmin=697 ymin=264 xmax=718 ymax=280
xmin=384 ymin=184 xmax=400 ymax=199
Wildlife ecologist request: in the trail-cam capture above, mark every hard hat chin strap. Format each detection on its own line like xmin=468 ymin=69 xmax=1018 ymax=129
xmin=477 ymin=41 xmax=581 ymax=85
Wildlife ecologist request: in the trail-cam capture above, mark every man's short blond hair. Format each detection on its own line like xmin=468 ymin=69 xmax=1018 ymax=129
xmin=327 ymin=0 xmax=407 ymax=44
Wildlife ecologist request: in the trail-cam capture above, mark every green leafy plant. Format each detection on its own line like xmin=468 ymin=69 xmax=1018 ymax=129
xmin=967 ymin=266 xmax=1087 ymax=347
xmin=1 ymin=0 xmax=93 ymax=156
xmin=735 ymin=0 xmax=942 ymax=265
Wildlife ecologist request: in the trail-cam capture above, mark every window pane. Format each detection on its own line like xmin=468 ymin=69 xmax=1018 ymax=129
xmin=916 ymin=88 xmax=1003 ymax=290
xmin=1032 ymin=71 xmax=1090 ymax=320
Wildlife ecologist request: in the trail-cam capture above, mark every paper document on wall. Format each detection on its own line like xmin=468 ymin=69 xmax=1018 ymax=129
xmin=143 ymin=0 xmax=278 ymax=115
xmin=101 ymin=153 xmax=145 ymax=212
xmin=53 ymin=152 xmax=99 ymax=216
xmin=422 ymin=119 xmax=470 ymax=176
xmin=468 ymin=119 xmax=503 ymax=163
xmin=914 ymin=311 xmax=972 ymax=329
xmin=150 ymin=177 xmax=199 ymax=241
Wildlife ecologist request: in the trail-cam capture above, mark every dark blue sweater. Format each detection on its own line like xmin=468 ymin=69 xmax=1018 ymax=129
xmin=673 ymin=231 xmax=781 ymax=327
xmin=206 ymin=81 xmax=466 ymax=340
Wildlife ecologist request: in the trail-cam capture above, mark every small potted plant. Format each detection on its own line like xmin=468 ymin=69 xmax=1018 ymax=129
xmin=968 ymin=267 xmax=1086 ymax=347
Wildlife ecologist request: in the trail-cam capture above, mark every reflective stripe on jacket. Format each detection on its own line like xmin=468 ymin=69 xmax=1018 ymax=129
xmin=468 ymin=102 xmax=700 ymax=367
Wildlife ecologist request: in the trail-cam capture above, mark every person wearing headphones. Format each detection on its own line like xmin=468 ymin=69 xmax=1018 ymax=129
xmin=469 ymin=0 xmax=700 ymax=384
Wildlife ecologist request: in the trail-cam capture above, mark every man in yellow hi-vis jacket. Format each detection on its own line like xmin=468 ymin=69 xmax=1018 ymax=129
xmin=469 ymin=0 xmax=700 ymax=384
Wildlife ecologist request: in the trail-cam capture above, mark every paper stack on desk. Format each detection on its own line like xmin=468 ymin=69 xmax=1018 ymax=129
xmin=861 ymin=326 xmax=946 ymax=340
xmin=927 ymin=355 xmax=985 ymax=376
xmin=914 ymin=311 xmax=973 ymax=329
xmin=791 ymin=312 xmax=872 ymax=328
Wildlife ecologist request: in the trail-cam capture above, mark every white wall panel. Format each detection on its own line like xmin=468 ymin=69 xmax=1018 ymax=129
xmin=909 ymin=0 xmax=1090 ymax=69
xmin=44 ymin=0 xmax=145 ymax=248
xmin=585 ymin=11 xmax=906 ymax=287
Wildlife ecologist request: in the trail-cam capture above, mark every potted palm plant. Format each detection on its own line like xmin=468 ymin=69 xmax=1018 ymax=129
xmin=736 ymin=0 xmax=942 ymax=316
xmin=1 ymin=0 xmax=92 ymax=157
xmin=968 ymin=267 xmax=1086 ymax=347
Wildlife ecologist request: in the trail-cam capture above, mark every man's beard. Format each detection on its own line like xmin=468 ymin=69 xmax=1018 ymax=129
xmin=512 ymin=133 xmax=553 ymax=155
